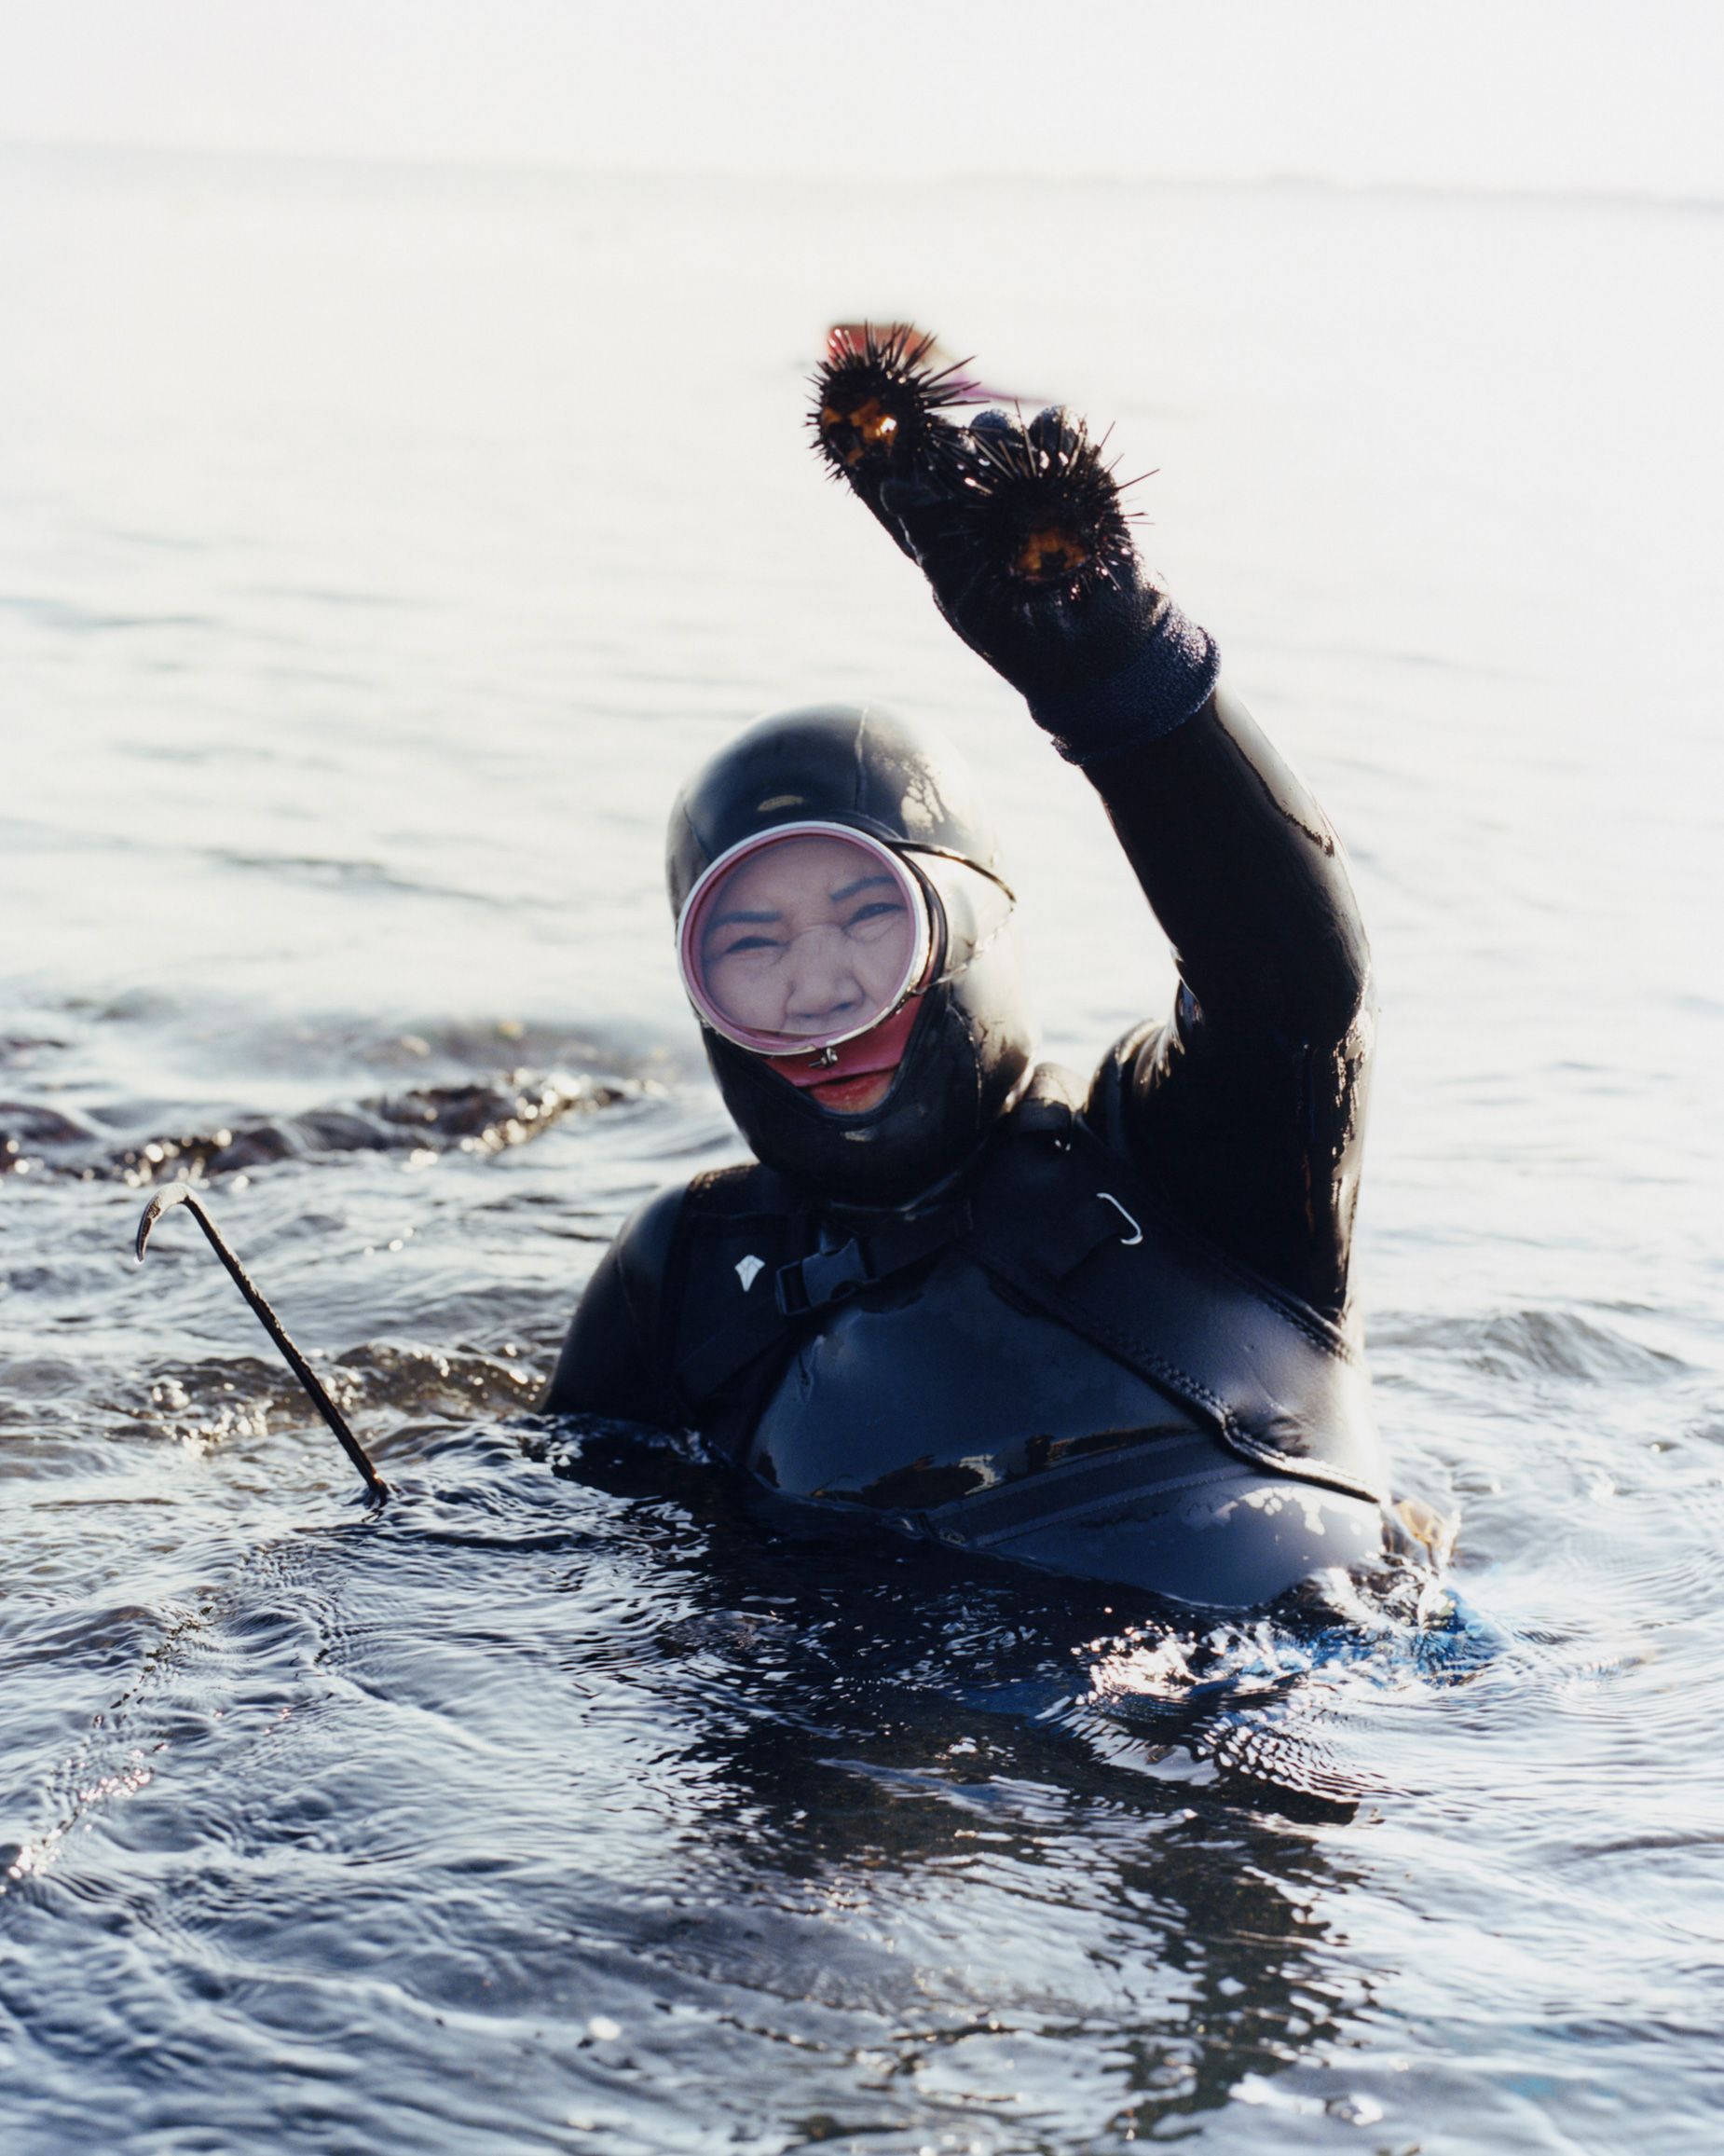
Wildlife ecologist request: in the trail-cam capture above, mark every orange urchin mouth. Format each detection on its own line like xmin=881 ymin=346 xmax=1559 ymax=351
xmin=820 ymin=394 xmax=899 ymax=468
xmin=1014 ymin=524 xmax=1092 ymax=579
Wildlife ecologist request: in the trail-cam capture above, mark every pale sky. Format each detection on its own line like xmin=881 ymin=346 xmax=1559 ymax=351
xmin=5 ymin=0 xmax=1721 ymax=197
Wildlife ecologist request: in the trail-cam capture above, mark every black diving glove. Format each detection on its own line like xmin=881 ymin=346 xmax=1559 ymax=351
xmin=811 ymin=328 xmax=1219 ymax=764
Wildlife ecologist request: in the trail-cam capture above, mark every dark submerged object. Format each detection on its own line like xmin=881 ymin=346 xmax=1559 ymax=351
xmin=135 ymin=1183 xmax=389 ymax=1501
xmin=544 ymin=331 xmax=1388 ymax=1610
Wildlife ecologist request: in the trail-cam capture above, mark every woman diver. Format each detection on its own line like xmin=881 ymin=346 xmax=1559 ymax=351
xmin=540 ymin=328 xmax=1390 ymax=1612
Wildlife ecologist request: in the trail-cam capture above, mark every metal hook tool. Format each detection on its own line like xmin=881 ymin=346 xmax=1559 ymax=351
xmin=134 ymin=1183 xmax=389 ymax=1502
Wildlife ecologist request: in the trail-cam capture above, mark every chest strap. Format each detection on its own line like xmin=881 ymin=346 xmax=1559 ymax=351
xmin=955 ymin=1115 xmax=1385 ymax=1504
xmin=674 ymin=1189 xmax=967 ymax=1406
xmin=667 ymin=1071 xmax=1385 ymax=1504
xmin=773 ymin=1199 xmax=971 ymax=1317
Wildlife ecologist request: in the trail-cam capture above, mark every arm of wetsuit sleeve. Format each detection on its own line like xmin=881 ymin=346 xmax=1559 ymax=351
xmin=1077 ymin=681 xmax=1375 ymax=1318
xmin=538 ymin=1185 xmax=686 ymax=1422
xmin=1084 ymin=681 xmax=1371 ymax=1043
xmin=806 ymin=363 xmax=1371 ymax=1310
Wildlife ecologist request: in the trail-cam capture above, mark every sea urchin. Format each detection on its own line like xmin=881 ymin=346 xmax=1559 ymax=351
xmin=809 ymin=324 xmax=968 ymax=477
xmin=958 ymin=413 xmax=1142 ymax=603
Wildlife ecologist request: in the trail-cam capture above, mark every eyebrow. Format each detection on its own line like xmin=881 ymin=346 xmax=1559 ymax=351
xmin=704 ymin=873 xmax=901 ymax=943
xmin=707 ymin=907 xmax=783 ymax=931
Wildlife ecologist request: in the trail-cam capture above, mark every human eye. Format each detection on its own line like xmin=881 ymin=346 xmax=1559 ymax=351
xmin=844 ymin=899 xmax=907 ymax=938
xmin=715 ymin=932 xmax=782 ymax=960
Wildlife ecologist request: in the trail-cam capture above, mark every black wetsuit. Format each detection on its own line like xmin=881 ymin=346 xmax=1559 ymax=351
xmin=543 ymin=684 xmax=1387 ymax=1610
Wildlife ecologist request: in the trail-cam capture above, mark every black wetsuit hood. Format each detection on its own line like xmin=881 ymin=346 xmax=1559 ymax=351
xmin=666 ymin=704 xmax=1036 ymax=1205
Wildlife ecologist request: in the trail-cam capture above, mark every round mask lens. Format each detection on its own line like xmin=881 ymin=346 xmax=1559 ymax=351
xmin=677 ymin=825 xmax=932 ymax=1055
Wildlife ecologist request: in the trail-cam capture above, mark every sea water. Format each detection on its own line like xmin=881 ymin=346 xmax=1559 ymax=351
xmin=2 ymin=144 xmax=1721 ymax=2152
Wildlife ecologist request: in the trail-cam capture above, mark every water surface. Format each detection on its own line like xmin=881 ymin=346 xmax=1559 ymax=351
xmin=2 ymin=146 xmax=1721 ymax=2153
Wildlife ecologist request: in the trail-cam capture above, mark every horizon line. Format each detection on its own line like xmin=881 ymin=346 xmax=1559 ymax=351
xmin=3 ymin=132 xmax=1718 ymax=219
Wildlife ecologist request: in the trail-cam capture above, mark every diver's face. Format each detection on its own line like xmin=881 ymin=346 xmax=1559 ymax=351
xmin=698 ymin=835 xmax=916 ymax=1042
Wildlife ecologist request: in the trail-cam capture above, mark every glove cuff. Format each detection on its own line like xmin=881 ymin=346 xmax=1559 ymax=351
xmin=1026 ymin=596 xmax=1220 ymax=767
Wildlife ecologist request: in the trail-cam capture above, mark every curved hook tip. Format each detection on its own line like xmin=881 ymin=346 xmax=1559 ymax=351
xmin=134 ymin=1180 xmax=196 ymax=1262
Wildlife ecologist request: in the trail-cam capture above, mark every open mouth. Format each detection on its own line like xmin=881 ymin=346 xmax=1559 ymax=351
xmin=803 ymin=1066 xmax=898 ymax=1115
xmin=771 ymin=997 xmax=922 ymax=1117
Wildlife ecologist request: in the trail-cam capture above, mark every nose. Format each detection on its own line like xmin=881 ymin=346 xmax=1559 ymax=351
xmin=782 ymin=924 xmax=865 ymax=1028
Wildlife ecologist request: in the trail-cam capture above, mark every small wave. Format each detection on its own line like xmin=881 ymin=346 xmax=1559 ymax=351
xmin=0 ymin=592 xmax=221 ymax=636
xmin=1374 ymin=1306 xmax=1690 ymax=1387
xmin=1068 ymin=1556 xmax=1502 ymax=1813
xmin=1 ymin=1068 xmax=648 ymax=1186
xmin=0 ymin=1033 xmax=71 ymax=1070
xmin=105 ymin=1339 xmax=542 ymax=1460
xmin=209 ymin=847 xmax=516 ymax=908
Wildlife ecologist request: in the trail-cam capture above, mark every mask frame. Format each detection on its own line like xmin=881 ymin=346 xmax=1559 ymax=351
xmin=676 ymin=820 xmax=937 ymax=1057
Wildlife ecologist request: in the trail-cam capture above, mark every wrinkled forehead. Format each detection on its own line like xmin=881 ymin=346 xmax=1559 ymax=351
xmin=709 ymin=832 xmax=896 ymax=917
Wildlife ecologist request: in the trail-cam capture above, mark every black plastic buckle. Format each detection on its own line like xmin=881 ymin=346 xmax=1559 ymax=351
xmin=774 ymin=1238 xmax=873 ymax=1317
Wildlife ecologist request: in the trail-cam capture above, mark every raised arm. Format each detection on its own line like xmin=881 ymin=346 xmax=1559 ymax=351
xmin=1076 ymin=688 xmax=1373 ymax=1321
xmin=812 ymin=332 xmax=1372 ymax=1317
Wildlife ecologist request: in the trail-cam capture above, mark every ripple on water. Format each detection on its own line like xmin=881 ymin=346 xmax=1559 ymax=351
xmin=1 ymin=1067 xmax=647 ymax=1188
xmin=1373 ymin=1303 xmax=1694 ymax=1390
xmin=4 ymin=157 xmax=1723 ymax=2149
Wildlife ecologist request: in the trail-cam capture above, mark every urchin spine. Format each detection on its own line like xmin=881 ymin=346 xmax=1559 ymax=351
xmin=958 ymin=418 xmax=1141 ymax=602
xmin=809 ymin=323 xmax=967 ymax=475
